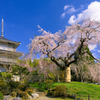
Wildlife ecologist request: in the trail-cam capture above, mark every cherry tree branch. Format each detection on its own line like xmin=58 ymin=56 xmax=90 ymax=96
xmin=50 ymin=56 xmax=65 ymax=69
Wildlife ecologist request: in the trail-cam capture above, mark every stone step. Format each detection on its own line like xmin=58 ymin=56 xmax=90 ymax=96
xmin=35 ymin=92 xmax=46 ymax=96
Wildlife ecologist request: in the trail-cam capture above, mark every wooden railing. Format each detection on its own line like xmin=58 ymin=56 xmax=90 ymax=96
xmin=0 ymin=58 xmax=16 ymax=63
xmin=0 ymin=47 xmax=16 ymax=52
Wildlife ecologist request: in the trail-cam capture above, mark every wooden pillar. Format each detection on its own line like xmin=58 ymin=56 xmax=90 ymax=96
xmin=88 ymin=95 xmax=90 ymax=100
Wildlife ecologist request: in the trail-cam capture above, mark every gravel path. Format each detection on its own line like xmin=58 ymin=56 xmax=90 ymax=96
xmin=32 ymin=96 xmax=55 ymax=100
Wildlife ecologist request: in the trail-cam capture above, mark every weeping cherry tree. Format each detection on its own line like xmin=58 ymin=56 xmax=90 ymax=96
xmin=28 ymin=19 xmax=100 ymax=82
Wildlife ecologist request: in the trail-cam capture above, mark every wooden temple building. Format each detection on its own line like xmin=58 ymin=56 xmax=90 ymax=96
xmin=0 ymin=19 xmax=23 ymax=72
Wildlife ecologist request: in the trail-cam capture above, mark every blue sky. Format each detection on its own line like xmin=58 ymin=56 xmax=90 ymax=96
xmin=0 ymin=0 xmax=100 ymax=57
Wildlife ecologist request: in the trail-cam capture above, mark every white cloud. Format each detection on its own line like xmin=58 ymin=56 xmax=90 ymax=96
xmin=88 ymin=44 xmax=97 ymax=51
xmin=61 ymin=12 xmax=65 ymax=18
xmin=64 ymin=5 xmax=69 ymax=10
xmin=68 ymin=1 xmax=100 ymax=24
xmin=67 ymin=6 xmax=76 ymax=13
xmin=68 ymin=15 xmax=76 ymax=24
xmin=80 ymin=5 xmax=84 ymax=8
xmin=98 ymin=50 xmax=100 ymax=53
xmin=61 ymin=4 xmax=83 ymax=18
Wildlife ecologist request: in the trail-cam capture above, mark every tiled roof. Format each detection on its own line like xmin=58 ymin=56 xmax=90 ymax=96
xmin=0 ymin=36 xmax=21 ymax=44
xmin=0 ymin=36 xmax=21 ymax=48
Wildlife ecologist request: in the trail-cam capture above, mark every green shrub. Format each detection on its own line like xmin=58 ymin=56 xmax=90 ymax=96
xmin=2 ymin=89 xmax=10 ymax=95
xmin=0 ymin=81 xmax=7 ymax=91
xmin=26 ymin=86 xmax=33 ymax=91
xmin=38 ymin=79 xmax=53 ymax=91
xmin=1 ymin=72 xmax=12 ymax=82
xmin=12 ymin=89 xmax=20 ymax=97
xmin=44 ymin=79 xmax=53 ymax=84
xmin=0 ymin=80 xmax=4 ymax=82
xmin=18 ymin=91 xmax=29 ymax=99
xmin=0 ymin=91 xmax=4 ymax=100
xmin=49 ymin=85 xmax=67 ymax=97
xmin=44 ymin=79 xmax=53 ymax=90
xmin=12 ymin=89 xmax=20 ymax=93
xmin=18 ymin=84 xmax=27 ymax=91
xmin=38 ymin=82 xmax=46 ymax=91
xmin=9 ymin=81 xmax=19 ymax=88
xmin=25 ymin=89 xmax=33 ymax=95
xmin=0 ymin=77 xmax=3 ymax=81
xmin=0 ymin=81 xmax=18 ymax=95
xmin=2 ymin=84 xmax=11 ymax=95
xmin=0 ymin=81 xmax=11 ymax=95
xmin=0 ymin=72 xmax=2 ymax=77
xmin=10 ymin=92 xmax=17 ymax=97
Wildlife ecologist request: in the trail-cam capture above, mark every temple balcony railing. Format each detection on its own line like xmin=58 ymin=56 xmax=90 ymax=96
xmin=0 ymin=46 xmax=16 ymax=52
xmin=0 ymin=58 xmax=16 ymax=63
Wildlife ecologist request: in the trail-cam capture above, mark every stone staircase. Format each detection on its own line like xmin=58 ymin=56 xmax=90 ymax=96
xmin=4 ymin=95 xmax=12 ymax=100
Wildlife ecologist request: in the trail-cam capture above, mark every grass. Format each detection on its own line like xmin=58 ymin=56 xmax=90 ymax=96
xmin=54 ymin=98 xmax=73 ymax=100
xmin=30 ymin=82 xmax=100 ymax=100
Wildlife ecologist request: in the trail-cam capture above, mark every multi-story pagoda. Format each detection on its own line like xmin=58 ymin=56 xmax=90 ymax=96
xmin=0 ymin=19 xmax=23 ymax=72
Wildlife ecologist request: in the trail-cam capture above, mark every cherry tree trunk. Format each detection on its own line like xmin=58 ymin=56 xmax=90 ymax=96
xmin=64 ymin=66 xmax=71 ymax=83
